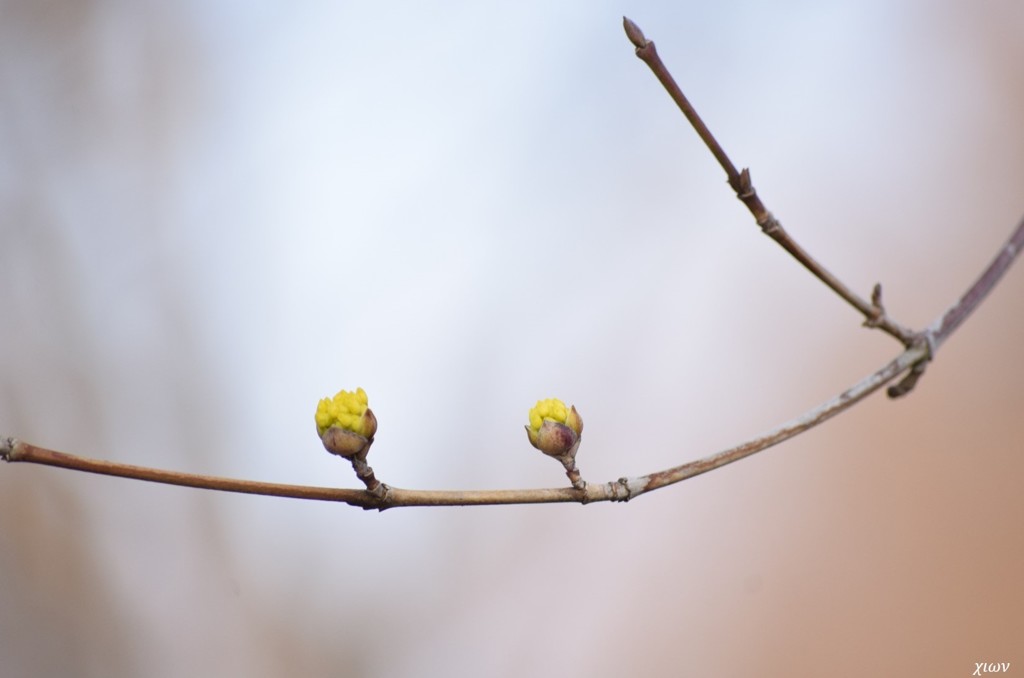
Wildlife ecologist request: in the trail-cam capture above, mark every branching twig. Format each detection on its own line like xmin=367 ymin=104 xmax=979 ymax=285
xmin=3 ymin=19 xmax=1021 ymax=511
xmin=623 ymin=17 xmax=916 ymax=346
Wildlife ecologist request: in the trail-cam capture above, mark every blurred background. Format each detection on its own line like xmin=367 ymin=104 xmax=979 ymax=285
xmin=1 ymin=1 xmax=1021 ymax=675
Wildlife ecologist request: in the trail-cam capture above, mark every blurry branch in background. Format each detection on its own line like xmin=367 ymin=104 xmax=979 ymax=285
xmin=4 ymin=18 xmax=1023 ymax=511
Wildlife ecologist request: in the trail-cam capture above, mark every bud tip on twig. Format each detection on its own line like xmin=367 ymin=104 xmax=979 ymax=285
xmin=623 ymin=16 xmax=648 ymax=49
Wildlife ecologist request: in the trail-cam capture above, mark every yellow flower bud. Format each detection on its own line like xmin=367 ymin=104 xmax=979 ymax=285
xmin=315 ymin=387 xmax=377 ymax=458
xmin=525 ymin=398 xmax=583 ymax=458
xmin=315 ymin=387 xmax=374 ymax=437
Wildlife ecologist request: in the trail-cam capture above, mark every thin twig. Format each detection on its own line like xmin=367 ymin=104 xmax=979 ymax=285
xmin=0 ymin=439 xmax=379 ymax=506
xmin=925 ymin=213 xmax=1024 ymax=350
xmin=622 ymin=17 xmax=916 ymax=346
xmin=884 ymin=211 xmax=1024 ymax=397
xmin=2 ymin=344 xmax=920 ymax=510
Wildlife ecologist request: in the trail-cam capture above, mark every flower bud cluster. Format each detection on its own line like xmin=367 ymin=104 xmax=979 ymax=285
xmin=315 ymin=387 xmax=377 ymax=459
xmin=525 ymin=398 xmax=583 ymax=459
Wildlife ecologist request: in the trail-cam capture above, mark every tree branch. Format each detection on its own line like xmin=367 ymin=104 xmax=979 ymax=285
xmin=3 ymin=19 xmax=1021 ymax=511
xmin=4 ymin=342 xmax=921 ymax=510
